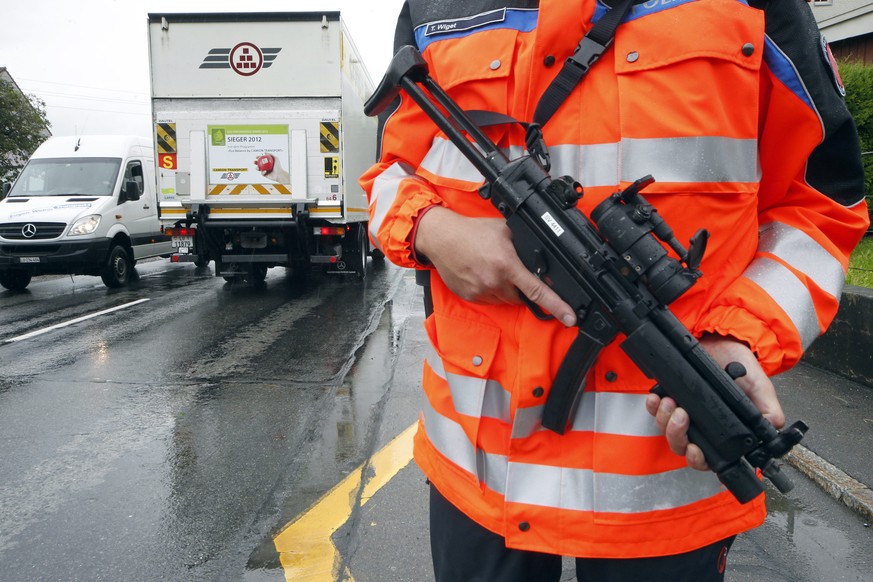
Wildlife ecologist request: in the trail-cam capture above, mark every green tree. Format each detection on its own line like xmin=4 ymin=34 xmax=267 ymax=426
xmin=0 ymin=79 xmax=51 ymax=183
xmin=839 ymin=60 xmax=873 ymax=204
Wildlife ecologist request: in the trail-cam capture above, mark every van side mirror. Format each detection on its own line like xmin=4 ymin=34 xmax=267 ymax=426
xmin=1 ymin=183 xmax=10 ymax=199
xmin=123 ymin=180 xmax=142 ymax=201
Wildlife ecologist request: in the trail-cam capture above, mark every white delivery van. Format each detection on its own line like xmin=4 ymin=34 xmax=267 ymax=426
xmin=0 ymin=135 xmax=172 ymax=291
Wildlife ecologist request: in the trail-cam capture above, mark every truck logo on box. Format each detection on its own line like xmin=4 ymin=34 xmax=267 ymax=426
xmin=199 ymin=44 xmax=282 ymax=77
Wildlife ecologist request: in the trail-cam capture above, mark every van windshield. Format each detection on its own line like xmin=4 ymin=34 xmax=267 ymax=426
xmin=8 ymin=158 xmax=122 ymax=197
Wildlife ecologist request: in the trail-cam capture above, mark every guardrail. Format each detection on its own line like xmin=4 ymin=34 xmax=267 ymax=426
xmin=803 ymin=285 xmax=873 ymax=386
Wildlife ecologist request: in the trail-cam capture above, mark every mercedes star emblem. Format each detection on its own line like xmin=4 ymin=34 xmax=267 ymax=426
xmin=21 ymin=223 xmax=37 ymax=238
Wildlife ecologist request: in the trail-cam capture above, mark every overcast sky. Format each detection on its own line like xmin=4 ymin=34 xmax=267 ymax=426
xmin=1 ymin=0 xmax=402 ymax=137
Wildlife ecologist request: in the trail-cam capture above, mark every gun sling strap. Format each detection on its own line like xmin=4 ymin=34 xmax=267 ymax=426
xmin=417 ymin=0 xmax=635 ymax=313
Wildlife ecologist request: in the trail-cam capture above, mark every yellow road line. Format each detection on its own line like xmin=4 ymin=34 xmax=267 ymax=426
xmin=273 ymin=422 xmax=417 ymax=581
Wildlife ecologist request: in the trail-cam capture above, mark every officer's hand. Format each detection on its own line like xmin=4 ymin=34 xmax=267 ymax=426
xmin=414 ymin=206 xmax=576 ymax=326
xmin=645 ymin=334 xmax=785 ymax=471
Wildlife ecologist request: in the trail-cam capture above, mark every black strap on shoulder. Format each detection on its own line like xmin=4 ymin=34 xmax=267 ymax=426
xmin=533 ymin=0 xmax=635 ymax=127
xmin=465 ymin=110 xmax=552 ymax=169
xmin=465 ymin=0 xmax=635 ymax=171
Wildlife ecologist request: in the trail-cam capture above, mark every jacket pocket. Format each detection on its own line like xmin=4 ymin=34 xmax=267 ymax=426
xmin=424 ymin=311 xmax=503 ymax=488
xmin=613 ymin=2 xmax=764 ymax=197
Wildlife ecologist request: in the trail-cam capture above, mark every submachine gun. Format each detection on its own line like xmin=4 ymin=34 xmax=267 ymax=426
xmin=364 ymin=45 xmax=808 ymax=504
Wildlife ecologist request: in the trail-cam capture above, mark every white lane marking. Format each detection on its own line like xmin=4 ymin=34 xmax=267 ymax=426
xmin=2 ymin=299 xmax=151 ymax=344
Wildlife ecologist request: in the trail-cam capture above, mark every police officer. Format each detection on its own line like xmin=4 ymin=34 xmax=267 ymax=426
xmin=360 ymin=1 xmax=869 ymax=580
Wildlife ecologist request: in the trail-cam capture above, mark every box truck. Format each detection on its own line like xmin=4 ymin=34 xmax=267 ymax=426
xmin=0 ymin=135 xmax=172 ymax=291
xmin=147 ymin=12 xmax=378 ymax=283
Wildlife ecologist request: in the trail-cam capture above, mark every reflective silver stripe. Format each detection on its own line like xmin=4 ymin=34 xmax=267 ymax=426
xmin=518 ymin=392 xmax=662 ymax=438
xmin=421 ymin=396 xmax=507 ymax=492
xmin=758 ymin=222 xmax=845 ymax=299
xmin=550 ymin=143 xmax=620 ymax=187
xmin=422 ymin=397 xmax=724 ymax=513
xmin=426 ymin=344 xmax=510 ymax=422
xmin=622 ymin=137 xmax=759 ymax=184
xmin=512 ymin=405 xmax=544 ymax=438
xmin=745 ymin=257 xmax=820 ymax=349
xmin=428 ymin=344 xmax=659 ymax=437
xmin=369 ymin=162 xmax=417 ymax=251
xmin=420 ymin=138 xmax=484 ymax=183
xmin=425 ymin=343 xmax=446 ymax=379
xmin=505 ymin=461 xmax=723 ymax=513
xmin=418 ymin=136 xmax=758 ymax=187
xmin=575 ymin=392 xmax=663 ymax=437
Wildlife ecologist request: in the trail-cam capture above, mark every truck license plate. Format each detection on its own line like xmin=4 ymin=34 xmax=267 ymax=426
xmin=172 ymin=236 xmax=194 ymax=249
xmin=19 ymin=257 xmax=40 ymax=263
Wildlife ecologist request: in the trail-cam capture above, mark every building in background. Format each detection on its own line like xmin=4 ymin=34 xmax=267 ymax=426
xmin=811 ymin=0 xmax=873 ymax=63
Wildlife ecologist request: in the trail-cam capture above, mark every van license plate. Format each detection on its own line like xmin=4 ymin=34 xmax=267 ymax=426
xmin=172 ymin=236 xmax=193 ymax=249
xmin=19 ymin=257 xmax=40 ymax=263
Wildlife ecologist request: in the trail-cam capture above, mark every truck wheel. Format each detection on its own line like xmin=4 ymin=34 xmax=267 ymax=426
xmin=349 ymin=224 xmax=368 ymax=279
xmin=101 ymin=245 xmax=132 ymax=288
xmin=250 ymin=264 xmax=268 ymax=283
xmin=194 ymin=255 xmax=210 ymax=268
xmin=0 ymin=269 xmax=32 ymax=291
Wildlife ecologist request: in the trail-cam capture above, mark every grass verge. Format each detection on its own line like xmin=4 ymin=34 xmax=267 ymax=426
xmin=847 ymin=234 xmax=873 ymax=289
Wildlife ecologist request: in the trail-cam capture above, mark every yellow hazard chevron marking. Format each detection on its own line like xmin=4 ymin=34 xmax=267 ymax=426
xmin=208 ymin=184 xmax=292 ymax=195
xmin=156 ymin=123 xmax=177 ymax=154
xmin=273 ymin=423 xmax=416 ymax=582
xmin=320 ymin=122 xmax=339 ymax=153
xmin=160 ymin=208 xmax=187 ymax=216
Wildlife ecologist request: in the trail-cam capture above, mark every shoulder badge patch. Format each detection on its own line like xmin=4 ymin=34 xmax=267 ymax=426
xmin=821 ymin=35 xmax=846 ymax=97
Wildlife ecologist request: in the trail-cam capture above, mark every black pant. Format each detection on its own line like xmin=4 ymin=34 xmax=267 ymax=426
xmin=430 ymin=485 xmax=735 ymax=582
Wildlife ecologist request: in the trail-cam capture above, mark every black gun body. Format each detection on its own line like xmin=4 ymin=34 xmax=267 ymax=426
xmin=364 ymin=45 xmax=806 ymax=504
xmin=503 ymin=170 xmax=768 ymax=501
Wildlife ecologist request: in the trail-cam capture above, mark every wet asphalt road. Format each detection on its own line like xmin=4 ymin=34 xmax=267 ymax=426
xmin=0 ymin=259 xmax=419 ymax=581
xmin=0 ymin=259 xmax=871 ymax=581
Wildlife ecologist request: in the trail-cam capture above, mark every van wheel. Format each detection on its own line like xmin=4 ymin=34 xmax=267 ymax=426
xmin=101 ymin=245 xmax=132 ymax=288
xmin=0 ymin=269 xmax=32 ymax=291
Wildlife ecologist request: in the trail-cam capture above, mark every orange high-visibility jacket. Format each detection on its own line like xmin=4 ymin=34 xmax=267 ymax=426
xmin=360 ymin=0 xmax=869 ymax=558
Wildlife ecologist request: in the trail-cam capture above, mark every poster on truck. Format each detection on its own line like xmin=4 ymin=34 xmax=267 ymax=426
xmin=207 ymin=124 xmax=290 ymax=185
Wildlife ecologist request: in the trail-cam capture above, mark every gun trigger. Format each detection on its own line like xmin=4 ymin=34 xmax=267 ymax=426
xmin=518 ymin=291 xmax=554 ymax=321
xmin=531 ymin=248 xmax=549 ymax=278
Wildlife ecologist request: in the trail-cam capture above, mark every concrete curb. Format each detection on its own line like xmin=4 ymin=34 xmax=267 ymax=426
xmin=785 ymin=445 xmax=873 ymax=524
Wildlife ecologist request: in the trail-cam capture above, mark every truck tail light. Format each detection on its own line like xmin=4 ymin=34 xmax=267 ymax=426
xmin=165 ymin=227 xmax=196 ymax=237
xmin=315 ymin=226 xmax=347 ymax=236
